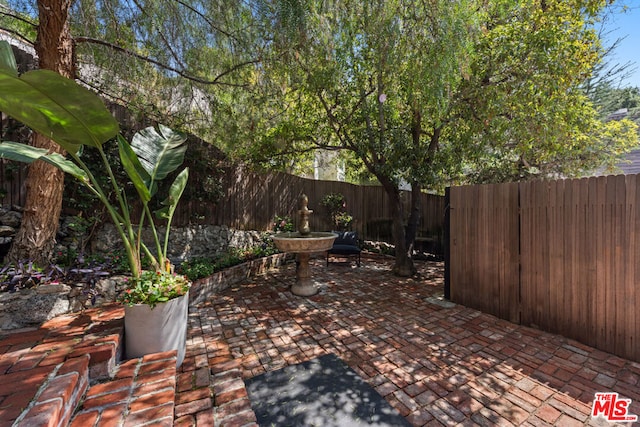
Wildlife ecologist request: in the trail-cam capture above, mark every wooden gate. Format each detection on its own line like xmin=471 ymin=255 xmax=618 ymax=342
xmin=447 ymin=175 xmax=640 ymax=362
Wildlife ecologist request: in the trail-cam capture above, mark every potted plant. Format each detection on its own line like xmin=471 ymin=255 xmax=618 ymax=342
xmin=0 ymin=41 xmax=191 ymax=366
xmin=321 ymin=193 xmax=354 ymax=231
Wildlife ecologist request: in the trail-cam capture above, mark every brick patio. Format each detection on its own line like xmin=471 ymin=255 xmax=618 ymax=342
xmin=1 ymin=254 xmax=639 ymax=426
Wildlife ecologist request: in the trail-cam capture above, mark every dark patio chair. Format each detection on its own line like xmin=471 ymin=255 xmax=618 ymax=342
xmin=327 ymin=231 xmax=362 ymax=267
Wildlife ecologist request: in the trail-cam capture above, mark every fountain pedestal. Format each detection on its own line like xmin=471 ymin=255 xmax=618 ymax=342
xmin=271 ymin=194 xmax=338 ymax=296
xmin=293 ymin=253 xmax=314 ymax=296
xmin=271 ymin=232 xmax=338 ymax=296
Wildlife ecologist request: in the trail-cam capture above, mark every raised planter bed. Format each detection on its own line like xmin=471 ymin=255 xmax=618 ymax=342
xmin=1 ymin=253 xmax=288 ymax=330
xmin=189 ymin=253 xmax=288 ymax=305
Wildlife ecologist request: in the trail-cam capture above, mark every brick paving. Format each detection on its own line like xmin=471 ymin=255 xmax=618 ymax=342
xmin=189 ymin=255 xmax=640 ymax=426
xmin=1 ymin=254 xmax=639 ymax=426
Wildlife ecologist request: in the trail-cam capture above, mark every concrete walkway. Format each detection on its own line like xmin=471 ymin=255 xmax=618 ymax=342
xmin=2 ymin=254 xmax=639 ymax=426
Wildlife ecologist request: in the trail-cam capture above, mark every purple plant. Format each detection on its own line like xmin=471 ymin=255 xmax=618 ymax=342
xmin=0 ymin=259 xmax=111 ymax=305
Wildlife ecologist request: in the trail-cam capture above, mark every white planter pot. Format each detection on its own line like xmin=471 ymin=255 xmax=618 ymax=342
xmin=124 ymin=291 xmax=189 ymax=367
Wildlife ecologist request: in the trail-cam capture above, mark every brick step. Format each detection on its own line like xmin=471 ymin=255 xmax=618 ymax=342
xmin=70 ymin=351 xmax=177 ymax=427
xmin=0 ymin=305 xmax=123 ymax=426
xmin=14 ymin=355 xmax=91 ymax=427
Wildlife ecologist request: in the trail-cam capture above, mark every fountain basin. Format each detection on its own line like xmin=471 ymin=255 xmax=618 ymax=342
xmin=272 ymin=231 xmax=338 ymax=296
xmin=271 ymin=232 xmax=338 ymax=254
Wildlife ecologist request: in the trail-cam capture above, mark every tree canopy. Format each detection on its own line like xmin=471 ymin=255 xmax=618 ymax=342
xmin=232 ymin=0 xmax=639 ymax=274
xmin=1 ymin=0 xmax=638 ymax=273
xmin=240 ymin=0 xmax=638 ymax=186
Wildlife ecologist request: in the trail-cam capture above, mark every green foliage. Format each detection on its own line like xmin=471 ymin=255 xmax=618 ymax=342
xmin=84 ymin=249 xmax=152 ymax=274
xmin=250 ymin=235 xmax=280 ymax=258
xmin=178 ymin=257 xmax=217 ymax=281
xmin=117 ymin=270 xmax=190 ymax=308
xmin=444 ymin=0 xmax=639 ymax=184
xmin=239 ymin=0 xmax=636 ymax=189
xmin=0 ymin=42 xmax=190 ymax=303
xmin=180 ymin=143 xmax=226 ymax=204
xmin=320 ymin=193 xmax=353 ymax=231
xmin=178 ymin=237 xmax=280 ymax=281
xmin=2 ymin=162 xmax=20 ymax=181
xmin=590 ymin=84 xmax=640 ymax=127
xmin=0 ymin=42 xmax=119 ymax=153
xmin=272 ymin=215 xmax=294 ymax=232
xmin=65 ymin=0 xmax=264 ymax=147
xmin=0 ymin=2 xmax=37 ymax=45
xmin=59 ymin=126 xmax=226 ymax=216
xmin=320 ymin=193 xmax=344 ymax=215
xmin=334 ymin=212 xmax=353 ymax=230
xmin=65 ymin=215 xmax=98 ymax=242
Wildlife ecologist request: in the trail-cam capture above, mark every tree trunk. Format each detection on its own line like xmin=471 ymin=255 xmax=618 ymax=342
xmin=379 ymin=176 xmax=415 ymax=277
xmin=6 ymin=0 xmax=74 ymax=266
xmin=405 ymin=181 xmax=422 ymax=250
xmin=404 ymin=105 xmax=422 ymax=255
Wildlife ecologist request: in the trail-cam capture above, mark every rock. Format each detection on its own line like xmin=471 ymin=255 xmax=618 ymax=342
xmin=4 ymin=293 xmax=70 ymax=328
xmin=94 ymin=276 xmax=128 ymax=301
xmin=36 ymin=283 xmax=71 ymax=294
xmin=90 ymin=223 xmax=262 ymax=261
xmin=0 ymin=226 xmax=15 ymax=237
xmin=91 ymin=223 xmax=121 ymax=252
xmin=0 ymin=208 xmax=21 ymax=228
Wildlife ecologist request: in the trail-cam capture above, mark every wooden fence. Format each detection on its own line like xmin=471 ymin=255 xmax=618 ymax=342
xmin=447 ymin=175 xmax=640 ymax=362
xmin=0 ymin=159 xmax=445 ymax=242
xmin=0 ymin=161 xmax=28 ymax=208
xmin=211 ymin=165 xmax=445 ymax=240
xmin=2 ymin=94 xmax=446 ymax=242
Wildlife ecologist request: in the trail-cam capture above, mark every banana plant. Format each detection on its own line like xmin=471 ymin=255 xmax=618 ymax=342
xmin=0 ymin=41 xmax=188 ymax=280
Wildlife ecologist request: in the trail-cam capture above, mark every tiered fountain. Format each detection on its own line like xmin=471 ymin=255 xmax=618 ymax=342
xmin=271 ymin=194 xmax=338 ymax=296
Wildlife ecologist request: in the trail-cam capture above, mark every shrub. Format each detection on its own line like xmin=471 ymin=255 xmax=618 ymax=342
xmin=321 ymin=193 xmax=354 ymax=231
xmin=178 ymin=236 xmax=280 ymax=281
xmin=272 ymin=215 xmax=294 ymax=232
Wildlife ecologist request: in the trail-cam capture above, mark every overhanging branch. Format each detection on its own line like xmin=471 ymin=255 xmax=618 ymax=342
xmin=0 ymin=26 xmax=35 ymax=46
xmin=0 ymin=7 xmax=36 ymax=29
xmin=74 ymin=36 xmax=258 ymax=87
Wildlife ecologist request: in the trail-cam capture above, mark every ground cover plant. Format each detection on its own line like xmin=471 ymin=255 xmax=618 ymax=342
xmin=178 ymin=235 xmax=280 ymax=281
xmin=0 ymin=260 xmax=110 ymax=304
xmin=1 ymin=236 xmax=281 ymax=298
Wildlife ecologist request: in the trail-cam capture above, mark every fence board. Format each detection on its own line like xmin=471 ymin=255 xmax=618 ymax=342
xmin=547 ymin=180 xmax=560 ymax=334
xmin=519 ymin=182 xmax=532 ymax=326
xmin=635 ymin=175 xmax=640 ymax=361
xmin=585 ymin=177 xmax=598 ymax=348
xmin=0 ymin=161 xmax=28 ymax=208
xmin=623 ymin=175 xmax=637 ymax=358
xmin=605 ymin=176 xmax=618 ymax=353
xmin=595 ymin=176 xmax=608 ymax=349
xmin=498 ymin=182 xmax=520 ymax=323
xmin=575 ymin=178 xmax=590 ymax=345
xmin=202 ymin=165 xmax=445 ymax=242
xmin=449 ymin=183 xmax=519 ymax=321
xmin=449 ymin=175 xmax=640 ymax=362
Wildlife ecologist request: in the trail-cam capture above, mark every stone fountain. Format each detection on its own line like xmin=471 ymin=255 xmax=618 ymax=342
xmin=271 ymin=194 xmax=338 ymax=296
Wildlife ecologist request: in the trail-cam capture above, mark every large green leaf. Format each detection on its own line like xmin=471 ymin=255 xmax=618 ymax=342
xmin=0 ymin=43 xmax=119 ymax=154
xmin=131 ymin=125 xmax=188 ymax=189
xmin=0 ymin=141 xmax=88 ymax=182
xmin=156 ymin=168 xmax=189 ymax=219
xmin=117 ymin=135 xmax=151 ymax=203
xmin=0 ymin=42 xmax=18 ymax=76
